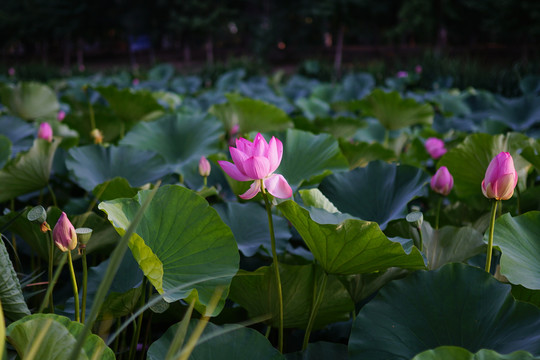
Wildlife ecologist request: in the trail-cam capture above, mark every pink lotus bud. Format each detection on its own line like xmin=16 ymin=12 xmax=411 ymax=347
xmin=425 ymin=137 xmax=447 ymax=159
xmin=397 ymin=71 xmax=408 ymax=78
xmin=78 ymin=64 xmax=85 ymax=72
xmin=482 ymin=152 xmax=518 ymax=200
xmin=133 ymin=78 xmax=140 ymax=86
xmin=218 ymin=133 xmax=292 ymax=199
xmin=57 ymin=110 xmax=66 ymax=121
xmin=415 ymin=65 xmax=422 ymax=74
xmin=8 ymin=67 xmax=15 ymax=77
xmin=431 ymin=166 xmax=454 ymax=196
xmin=38 ymin=122 xmax=53 ymax=142
xmin=199 ymin=156 xmax=211 ymax=177
xmin=53 ymin=212 xmax=78 ymax=252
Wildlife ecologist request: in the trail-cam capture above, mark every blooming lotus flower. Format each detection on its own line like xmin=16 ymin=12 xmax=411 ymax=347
xmin=425 ymin=137 xmax=447 ymax=159
xmin=38 ymin=122 xmax=53 ymax=142
xmin=431 ymin=166 xmax=454 ymax=196
xmin=397 ymin=71 xmax=408 ymax=78
xmin=482 ymin=152 xmax=518 ymax=200
xmin=57 ymin=110 xmax=66 ymax=121
xmin=53 ymin=212 xmax=77 ymax=252
xmin=218 ymin=133 xmax=293 ymax=199
xmin=199 ymin=156 xmax=211 ymax=177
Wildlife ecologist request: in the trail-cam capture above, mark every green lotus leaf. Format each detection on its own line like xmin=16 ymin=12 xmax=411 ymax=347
xmin=209 ymin=93 xmax=293 ymax=134
xmin=229 ymin=263 xmax=354 ymax=329
xmin=0 ymin=82 xmax=59 ymax=120
xmin=358 ymin=89 xmax=434 ymax=130
xmin=0 ymin=238 xmax=30 ymax=322
xmin=318 ymin=161 xmax=430 ymax=229
xmin=492 ymin=211 xmax=540 ymax=290
xmin=278 ymin=200 xmax=425 ymax=275
xmin=521 ymin=140 xmax=540 ymax=172
xmin=99 ymin=185 xmax=239 ymax=316
xmin=0 ymin=138 xmax=59 ymax=202
xmin=295 ymin=97 xmax=331 ymax=121
xmin=62 ymin=101 xmax=124 ymax=144
xmin=489 ymin=95 xmax=540 ymax=132
xmin=120 ymin=113 xmax=223 ymax=174
xmin=438 ymin=133 xmax=533 ymax=208
xmin=277 ymin=129 xmax=349 ymax=189
xmin=92 ymin=177 xmax=140 ymax=201
xmin=339 ymin=139 xmax=396 ymax=169
xmin=213 ymin=202 xmax=291 ymax=257
xmin=0 ymin=135 xmax=11 ymax=168
xmin=95 ymin=85 xmax=164 ymax=123
xmin=413 ymin=346 xmax=540 ymax=360
xmin=65 ymin=145 xmax=169 ymax=192
xmin=6 ymin=314 xmax=114 ymax=359
xmin=148 ymin=321 xmax=283 ymax=360
xmin=0 ymin=115 xmax=34 ymax=155
xmin=349 ymin=263 xmax=540 ymax=360
xmin=287 ymin=342 xmax=348 ymax=360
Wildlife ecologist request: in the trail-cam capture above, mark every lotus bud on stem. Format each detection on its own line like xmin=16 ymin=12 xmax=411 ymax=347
xmin=407 ymin=211 xmax=424 ymax=252
xmin=53 ymin=212 xmax=80 ymax=322
xmin=481 ymin=152 xmax=517 ymax=273
xmin=430 ymin=166 xmax=454 ymax=229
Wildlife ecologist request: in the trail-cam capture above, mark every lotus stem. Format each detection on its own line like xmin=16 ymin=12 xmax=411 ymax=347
xmin=46 ymin=230 xmax=55 ymax=312
xmin=485 ymin=200 xmax=499 ymax=273
xmin=435 ymin=196 xmax=442 ymax=230
xmin=81 ymin=248 xmax=88 ymax=323
xmin=302 ymin=271 xmax=328 ymax=351
xmin=67 ymin=250 xmax=80 ymax=322
xmin=262 ymin=187 xmax=284 ymax=353
xmin=129 ymin=277 xmax=147 ymax=360
xmin=47 ymin=183 xmax=58 ymax=208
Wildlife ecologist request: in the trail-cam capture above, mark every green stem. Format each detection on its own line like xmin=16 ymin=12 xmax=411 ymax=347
xmin=435 ymin=196 xmax=442 ymax=230
xmin=302 ymin=271 xmax=328 ymax=351
xmin=383 ymin=129 xmax=389 ymax=147
xmin=112 ymin=318 xmax=121 ymax=356
xmin=485 ymin=200 xmax=499 ymax=273
xmin=87 ymin=95 xmax=96 ymax=131
xmin=416 ymin=226 xmax=424 ymax=253
xmin=47 ymin=183 xmax=58 ymax=208
xmin=67 ymin=251 xmax=80 ymax=322
xmin=265 ymin=326 xmax=271 ymax=339
xmin=46 ymin=231 xmax=55 ymax=312
xmin=262 ymin=187 xmax=284 ymax=353
xmin=128 ymin=277 xmax=147 ymax=360
xmin=516 ymin=186 xmax=521 ymax=215
xmin=81 ymin=248 xmax=88 ymax=323
xmin=203 ymin=176 xmax=207 ymax=187
xmin=39 ymin=253 xmax=67 ymax=313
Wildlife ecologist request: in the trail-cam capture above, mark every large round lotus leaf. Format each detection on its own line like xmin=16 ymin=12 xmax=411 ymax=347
xmin=278 ymin=200 xmax=425 ymax=274
xmin=438 ymin=133 xmax=533 ymax=208
xmin=0 ymin=82 xmax=59 ymax=120
xmin=95 ymin=85 xmax=163 ymax=123
xmin=65 ymin=144 xmax=169 ymax=191
xmin=339 ymin=139 xmax=396 ymax=169
xmin=521 ymin=141 xmax=540 ymax=172
xmin=98 ymin=185 xmax=239 ymax=316
xmin=62 ymin=101 xmax=124 ymax=144
xmin=287 ymin=342 xmax=348 ymax=360
xmin=319 ymin=161 xmax=430 ymax=229
xmin=488 ymin=95 xmax=540 ymax=131
xmin=119 ymin=113 xmax=222 ymax=174
xmin=209 ymin=93 xmax=293 ymax=134
xmin=295 ymin=97 xmax=331 ymax=120
xmin=0 ymin=238 xmax=30 ymax=322
xmin=213 ymin=202 xmax=291 ymax=257
xmin=0 ymin=135 xmax=11 ymax=168
xmin=147 ymin=321 xmax=283 ymax=360
xmin=349 ymin=263 xmax=540 ymax=360
xmin=6 ymin=314 xmax=114 ymax=359
xmin=229 ymin=263 xmax=354 ymax=329
xmin=0 ymin=115 xmax=35 ymax=155
xmin=358 ymin=89 xmax=434 ymax=130
xmin=277 ymin=129 xmax=349 ymax=189
xmin=0 ymin=138 xmax=59 ymax=202
xmin=413 ymin=346 xmax=540 ymax=360
xmin=492 ymin=211 xmax=540 ymax=290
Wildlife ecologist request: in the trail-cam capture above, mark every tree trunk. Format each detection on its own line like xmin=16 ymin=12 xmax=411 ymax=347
xmin=334 ymin=25 xmax=345 ymax=81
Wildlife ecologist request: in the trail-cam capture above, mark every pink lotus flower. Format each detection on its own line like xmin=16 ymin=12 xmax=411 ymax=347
xmin=8 ymin=67 xmax=15 ymax=77
xmin=53 ymin=212 xmax=78 ymax=252
xmin=425 ymin=137 xmax=447 ymax=159
xmin=57 ymin=110 xmax=66 ymax=121
xmin=38 ymin=122 xmax=53 ymax=142
xmin=431 ymin=166 xmax=453 ymax=196
xmin=199 ymin=156 xmax=211 ymax=177
xmin=397 ymin=71 xmax=408 ymax=78
xmin=415 ymin=65 xmax=422 ymax=74
xmin=132 ymin=78 xmax=140 ymax=86
xmin=482 ymin=152 xmax=518 ymax=200
xmin=218 ymin=133 xmax=292 ymax=199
